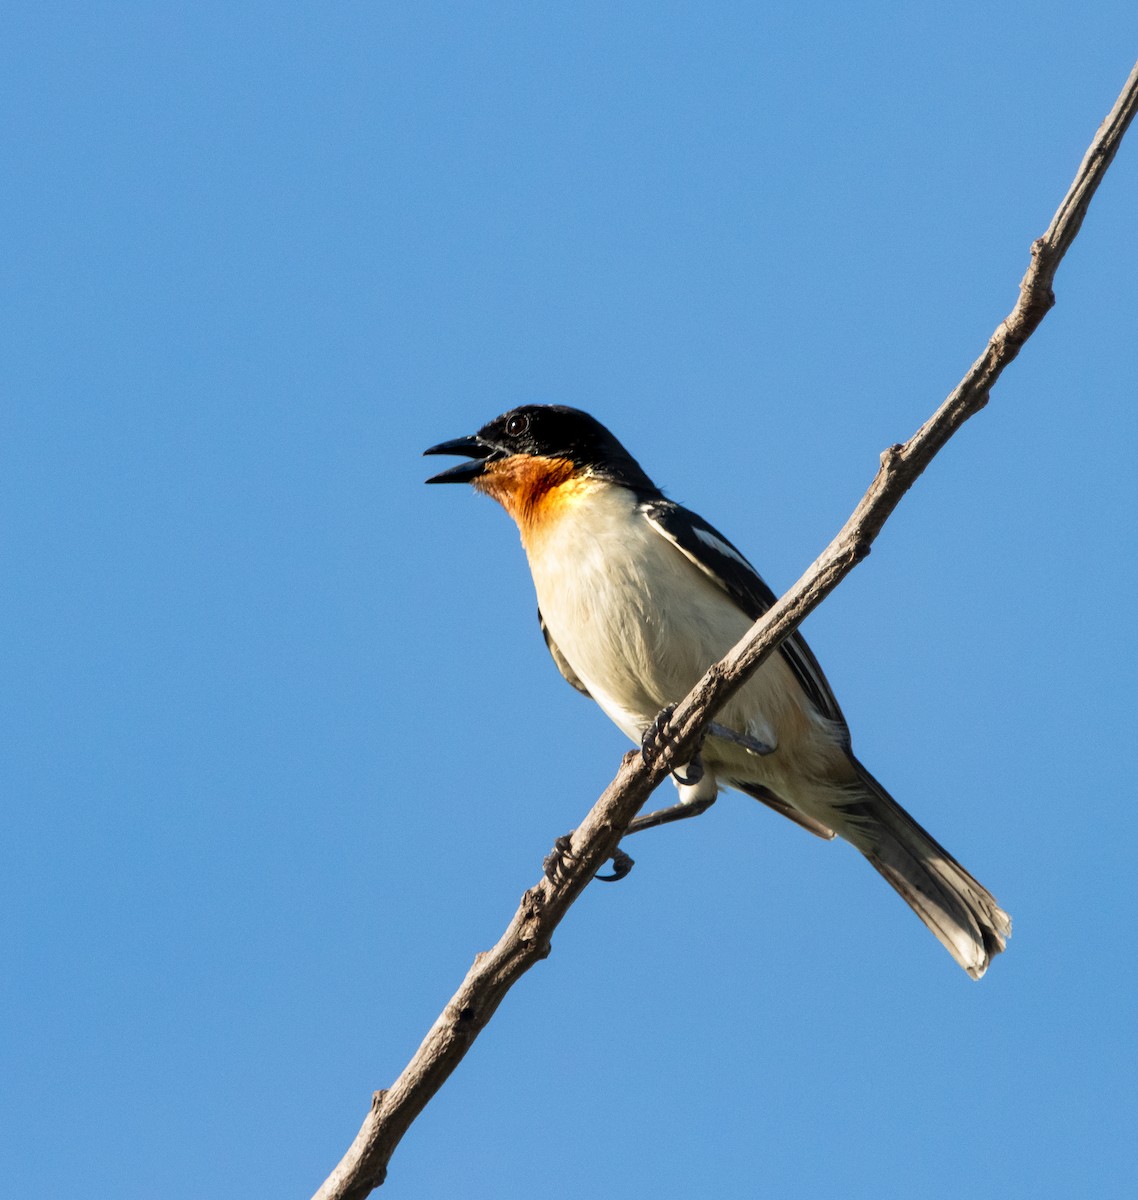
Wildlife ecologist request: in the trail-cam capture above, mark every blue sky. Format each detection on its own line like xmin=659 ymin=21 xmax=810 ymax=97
xmin=3 ymin=4 xmax=1137 ymax=1197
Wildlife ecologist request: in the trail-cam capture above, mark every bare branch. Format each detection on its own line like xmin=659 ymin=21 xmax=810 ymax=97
xmin=312 ymin=59 xmax=1138 ymax=1200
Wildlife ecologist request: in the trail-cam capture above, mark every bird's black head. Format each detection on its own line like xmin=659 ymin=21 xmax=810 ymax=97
xmin=424 ymin=404 xmax=658 ymax=494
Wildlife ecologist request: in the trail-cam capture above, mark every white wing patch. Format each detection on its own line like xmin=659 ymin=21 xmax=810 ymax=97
xmin=692 ymin=525 xmax=754 ymax=570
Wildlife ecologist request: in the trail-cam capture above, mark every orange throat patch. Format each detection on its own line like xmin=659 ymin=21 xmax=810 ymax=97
xmin=474 ymin=454 xmax=591 ymax=544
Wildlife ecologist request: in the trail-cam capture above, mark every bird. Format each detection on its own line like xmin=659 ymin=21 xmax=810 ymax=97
xmin=425 ymin=404 xmax=1011 ymax=979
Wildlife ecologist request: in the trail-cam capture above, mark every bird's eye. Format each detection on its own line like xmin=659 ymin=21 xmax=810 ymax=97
xmin=505 ymin=413 xmax=530 ymax=438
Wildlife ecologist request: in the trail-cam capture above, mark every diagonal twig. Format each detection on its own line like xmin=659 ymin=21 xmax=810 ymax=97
xmin=312 ymin=58 xmax=1138 ymax=1200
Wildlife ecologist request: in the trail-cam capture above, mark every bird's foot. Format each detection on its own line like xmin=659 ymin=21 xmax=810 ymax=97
xmin=643 ymin=707 xmax=711 ymax=784
xmin=640 ymin=705 xmax=677 ymax=767
xmin=544 ymin=834 xmax=635 ymax=884
xmin=543 ymin=834 xmax=576 ymax=884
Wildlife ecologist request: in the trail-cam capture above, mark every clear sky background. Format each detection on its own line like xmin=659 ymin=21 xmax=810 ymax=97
xmin=3 ymin=5 xmax=1137 ymax=1198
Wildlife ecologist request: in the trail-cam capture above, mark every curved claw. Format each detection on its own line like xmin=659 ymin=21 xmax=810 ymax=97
xmin=671 ymin=752 xmax=704 ymax=787
xmin=543 ymin=834 xmax=575 ymax=884
xmin=641 ymin=704 xmax=677 ymax=766
xmin=595 ymin=849 xmax=635 ymax=882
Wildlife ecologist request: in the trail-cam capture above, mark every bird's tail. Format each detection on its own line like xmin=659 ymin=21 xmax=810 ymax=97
xmin=840 ymin=758 xmax=1011 ymax=980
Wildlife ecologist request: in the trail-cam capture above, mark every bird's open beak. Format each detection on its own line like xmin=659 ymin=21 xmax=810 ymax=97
xmin=423 ymin=434 xmax=503 ymax=484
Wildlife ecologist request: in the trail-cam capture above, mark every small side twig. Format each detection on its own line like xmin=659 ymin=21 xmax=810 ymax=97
xmin=312 ymin=59 xmax=1138 ymax=1200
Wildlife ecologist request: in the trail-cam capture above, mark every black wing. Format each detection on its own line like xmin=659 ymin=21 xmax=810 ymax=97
xmin=539 ymin=608 xmax=592 ymax=697
xmin=642 ymin=498 xmax=848 ymax=731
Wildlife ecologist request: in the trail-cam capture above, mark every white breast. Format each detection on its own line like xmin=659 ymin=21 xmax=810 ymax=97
xmin=524 ymin=485 xmax=777 ymax=746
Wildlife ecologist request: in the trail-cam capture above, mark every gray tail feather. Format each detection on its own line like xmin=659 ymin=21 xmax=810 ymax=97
xmin=843 ymin=758 xmax=1011 ymax=980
